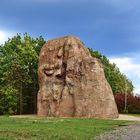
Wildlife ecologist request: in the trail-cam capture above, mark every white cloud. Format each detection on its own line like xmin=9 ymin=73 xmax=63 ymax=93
xmin=109 ymin=56 xmax=140 ymax=94
xmin=0 ymin=30 xmax=15 ymax=45
xmin=135 ymin=86 xmax=140 ymax=94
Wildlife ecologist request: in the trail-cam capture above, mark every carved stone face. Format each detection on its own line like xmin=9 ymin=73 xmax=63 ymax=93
xmin=38 ymin=45 xmax=65 ymax=82
xmin=38 ymin=44 xmax=67 ymax=116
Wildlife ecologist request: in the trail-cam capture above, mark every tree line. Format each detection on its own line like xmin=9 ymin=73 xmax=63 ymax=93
xmin=0 ymin=34 xmax=45 ymax=115
xmin=0 ymin=34 xmax=134 ymax=115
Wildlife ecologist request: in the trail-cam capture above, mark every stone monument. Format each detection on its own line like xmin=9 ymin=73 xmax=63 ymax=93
xmin=37 ymin=36 xmax=118 ymax=119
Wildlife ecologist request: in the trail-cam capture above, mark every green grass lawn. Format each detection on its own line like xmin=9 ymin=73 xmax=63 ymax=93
xmin=0 ymin=116 xmax=130 ymax=140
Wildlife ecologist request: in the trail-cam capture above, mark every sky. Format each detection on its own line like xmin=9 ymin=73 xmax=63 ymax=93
xmin=0 ymin=0 xmax=140 ymax=94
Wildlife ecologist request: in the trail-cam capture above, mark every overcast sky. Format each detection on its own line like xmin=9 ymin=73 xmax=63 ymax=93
xmin=0 ymin=0 xmax=140 ymax=94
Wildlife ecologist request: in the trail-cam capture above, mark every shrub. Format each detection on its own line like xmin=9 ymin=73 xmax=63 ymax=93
xmin=115 ymin=93 xmax=140 ymax=113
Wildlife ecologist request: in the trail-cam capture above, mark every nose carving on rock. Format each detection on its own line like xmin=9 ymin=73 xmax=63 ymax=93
xmin=55 ymin=69 xmax=62 ymax=76
xmin=57 ymin=47 xmax=63 ymax=58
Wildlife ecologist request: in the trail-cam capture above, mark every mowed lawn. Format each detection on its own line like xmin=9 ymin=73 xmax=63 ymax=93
xmin=0 ymin=116 xmax=130 ymax=140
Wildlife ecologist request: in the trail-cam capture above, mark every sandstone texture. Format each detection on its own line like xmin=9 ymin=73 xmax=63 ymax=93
xmin=37 ymin=36 xmax=118 ymax=119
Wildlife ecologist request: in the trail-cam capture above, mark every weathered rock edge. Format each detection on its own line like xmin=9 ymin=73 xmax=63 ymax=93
xmin=37 ymin=36 xmax=118 ymax=119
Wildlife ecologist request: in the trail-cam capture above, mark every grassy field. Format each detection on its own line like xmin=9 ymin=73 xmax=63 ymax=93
xmin=0 ymin=116 xmax=130 ymax=140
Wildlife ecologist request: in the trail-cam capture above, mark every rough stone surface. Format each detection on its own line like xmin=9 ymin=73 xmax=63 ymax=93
xmin=37 ymin=36 xmax=118 ymax=118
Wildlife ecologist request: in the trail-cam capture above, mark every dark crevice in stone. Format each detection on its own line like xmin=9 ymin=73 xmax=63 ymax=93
xmin=60 ymin=45 xmax=68 ymax=100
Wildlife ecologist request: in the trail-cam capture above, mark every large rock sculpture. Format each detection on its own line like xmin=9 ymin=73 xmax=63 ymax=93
xmin=37 ymin=36 xmax=118 ymax=119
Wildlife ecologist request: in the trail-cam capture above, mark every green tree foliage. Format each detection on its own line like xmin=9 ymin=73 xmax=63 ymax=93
xmin=0 ymin=33 xmax=46 ymax=115
xmin=89 ymin=48 xmax=134 ymax=94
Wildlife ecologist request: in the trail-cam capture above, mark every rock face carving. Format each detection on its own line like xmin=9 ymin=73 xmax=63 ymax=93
xmin=37 ymin=36 xmax=118 ymax=119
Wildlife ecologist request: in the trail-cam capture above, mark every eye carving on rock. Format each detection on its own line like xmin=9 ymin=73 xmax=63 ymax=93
xmin=43 ymin=64 xmax=55 ymax=76
xmin=43 ymin=62 xmax=64 ymax=77
xmin=44 ymin=69 xmax=54 ymax=76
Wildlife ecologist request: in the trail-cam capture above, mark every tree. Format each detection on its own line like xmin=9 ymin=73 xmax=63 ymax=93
xmin=115 ymin=93 xmax=140 ymax=113
xmin=0 ymin=33 xmax=46 ymax=115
